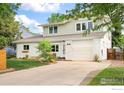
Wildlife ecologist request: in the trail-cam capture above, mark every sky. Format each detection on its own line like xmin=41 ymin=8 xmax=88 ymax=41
xmin=15 ymin=3 xmax=75 ymax=34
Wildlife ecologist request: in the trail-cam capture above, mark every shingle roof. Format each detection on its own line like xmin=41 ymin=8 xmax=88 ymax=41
xmin=39 ymin=20 xmax=70 ymax=27
xmin=13 ymin=31 xmax=107 ymax=43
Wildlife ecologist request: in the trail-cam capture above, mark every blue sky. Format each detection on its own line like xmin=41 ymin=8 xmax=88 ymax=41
xmin=15 ymin=3 xmax=75 ymax=34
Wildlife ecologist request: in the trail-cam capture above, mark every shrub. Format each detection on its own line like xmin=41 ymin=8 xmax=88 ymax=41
xmin=7 ymin=55 xmax=16 ymax=59
xmin=94 ymin=54 xmax=101 ymax=62
xmin=37 ymin=40 xmax=56 ymax=63
xmin=25 ymin=55 xmax=29 ymax=59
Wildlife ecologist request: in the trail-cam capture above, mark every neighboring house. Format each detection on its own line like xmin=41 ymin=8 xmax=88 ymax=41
xmin=21 ymin=30 xmax=39 ymax=39
xmin=13 ymin=19 xmax=112 ymax=61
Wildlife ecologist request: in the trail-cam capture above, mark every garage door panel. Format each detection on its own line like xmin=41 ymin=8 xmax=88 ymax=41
xmin=65 ymin=40 xmax=93 ymax=60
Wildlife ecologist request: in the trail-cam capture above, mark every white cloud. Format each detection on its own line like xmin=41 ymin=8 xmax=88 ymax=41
xmin=21 ymin=3 xmax=60 ymax=13
xmin=15 ymin=15 xmax=43 ymax=34
xmin=15 ymin=15 xmax=34 ymax=26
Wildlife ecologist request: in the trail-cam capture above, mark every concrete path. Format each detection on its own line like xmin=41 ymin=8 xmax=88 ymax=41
xmin=0 ymin=61 xmax=111 ymax=85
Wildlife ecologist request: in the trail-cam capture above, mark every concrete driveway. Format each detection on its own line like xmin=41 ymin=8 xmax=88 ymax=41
xmin=0 ymin=61 xmax=111 ymax=85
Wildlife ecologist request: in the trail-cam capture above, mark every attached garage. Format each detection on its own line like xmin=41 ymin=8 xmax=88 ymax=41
xmin=65 ymin=40 xmax=94 ymax=61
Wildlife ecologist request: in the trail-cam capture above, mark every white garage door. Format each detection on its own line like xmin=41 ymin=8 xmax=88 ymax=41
xmin=65 ymin=40 xmax=93 ymax=60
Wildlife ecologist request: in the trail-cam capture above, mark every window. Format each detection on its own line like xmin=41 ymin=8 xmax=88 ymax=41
xmin=49 ymin=27 xmax=53 ymax=34
xmin=49 ymin=26 xmax=58 ymax=34
xmin=23 ymin=45 xmax=29 ymax=50
xmin=82 ymin=23 xmax=86 ymax=30
xmin=52 ymin=45 xmax=59 ymax=52
xmin=76 ymin=23 xmax=81 ymax=31
xmin=88 ymin=22 xmax=93 ymax=30
xmin=76 ymin=21 xmax=93 ymax=31
xmin=52 ymin=45 xmax=55 ymax=52
xmin=56 ymin=45 xmax=59 ymax=52
xmin=54 ymin=26 xmax=58 ymax=33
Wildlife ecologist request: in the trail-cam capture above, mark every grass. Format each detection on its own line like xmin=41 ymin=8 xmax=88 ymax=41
xmin=88 ymin=67 xmax=124 ymax=85
xmin=7 ymin=59 xmax=48 ymax=70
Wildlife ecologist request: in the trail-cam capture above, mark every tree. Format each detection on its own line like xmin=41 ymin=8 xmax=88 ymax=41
xmin=48 ymin=13 xmax=67 ymax=23
xmin=66 ymin=3 xmax=124 ymax=47
xmin=0 ymin=36 xmax=8 ymax=49
xmin=0 ymin=3 xmax=21 ymax=46
xmin=37 ymin=40 xmax=56 ymax=62
xmin=15 ymin=23 xmax=30 ymax=40
xmin=117 ymin=35 xmax=124 ymax=49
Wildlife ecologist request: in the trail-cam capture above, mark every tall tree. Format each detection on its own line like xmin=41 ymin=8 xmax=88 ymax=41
xmin=0 ymin=3 xmax=21 ymax=46
xmin=66 ymin=3 xmax=124 ymax=47
xmin=15 ymin=23 xmax=30 ymax=40
xmin=48 ymin=13 xmax=66 ymax=23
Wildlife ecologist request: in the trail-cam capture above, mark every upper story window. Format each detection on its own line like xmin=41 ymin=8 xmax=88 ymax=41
xmin=88 ymin=22 xmax=93 ymax=30
xmin=76 ymin=21 xmax=93 ymax=31
xmin=76 ymin=23 xmax=81 ymax=31
xmin=49 ymin=26 xmax=58 ymax=34
xmin=23 ymin=45 xmax=29 ymax=50
xmin=82 ymin=23 xmax=86 ymax=30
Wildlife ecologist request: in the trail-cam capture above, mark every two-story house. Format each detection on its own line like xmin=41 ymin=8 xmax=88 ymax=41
xmin=13 ymin=19 xmax=112 ymax=61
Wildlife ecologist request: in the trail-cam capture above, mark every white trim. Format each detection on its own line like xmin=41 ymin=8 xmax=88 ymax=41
xmin=48 ymin=26 xmax=58 ymax=35
xmin=75 ymin=20 xmax=94 ymax=32
xmin=51 ymin=44 xmax=59 ymax=52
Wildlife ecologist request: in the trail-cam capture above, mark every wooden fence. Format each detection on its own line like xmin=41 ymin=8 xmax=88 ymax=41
xmin=0 ymin=50 xmax=6 ymax=70
xmin=107 ymin=48 xmax=124 ymax=60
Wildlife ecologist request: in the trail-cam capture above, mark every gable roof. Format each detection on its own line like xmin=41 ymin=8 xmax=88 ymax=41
xmin=13 ymin=31 xmax=107 ymax=43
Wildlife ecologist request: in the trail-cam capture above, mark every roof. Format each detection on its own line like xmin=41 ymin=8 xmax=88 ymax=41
xmin=39 ymin=20 xmax=70 ymax=27
xmin=13 ymin=31 xmax=107 ymax=43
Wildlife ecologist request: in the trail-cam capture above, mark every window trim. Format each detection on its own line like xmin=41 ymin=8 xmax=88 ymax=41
xmin=75 ymin=21 xmax=93 ymax=32
xmin=51 ymin=44 xmax=59 ymax=52
xmin=49 ymin=26 xmax=58 ymax=34
xmin=88 ymin=21 xmax=93 ymax=30
xmin=49 ymin=27 xmax=53 ymax=34
xmin=76 ymin=23 xmax=81 ymax=31
xmin=23 ymin=45 xmax=29 ymax=50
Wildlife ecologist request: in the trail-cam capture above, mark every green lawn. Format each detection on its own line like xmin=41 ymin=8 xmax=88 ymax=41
xmin=7 ymin=59 xmax=48 ymax=70
xmin=88 ymin=67 xmax=124 ymax=85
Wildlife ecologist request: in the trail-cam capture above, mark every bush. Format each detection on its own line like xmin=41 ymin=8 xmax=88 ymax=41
xmin=7 ymin=55 xmax=16 ymax=59
xmin=37 ymin=40 xmax=56 ymax=63
xmin=94 ymin=54 xmax=101 ymax=62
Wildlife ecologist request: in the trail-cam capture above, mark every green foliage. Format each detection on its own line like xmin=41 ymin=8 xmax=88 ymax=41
xmin=7 ymin=59 xmax=48 ymax=70
xmin=89 ymin=67 xmax=124 ymax=85
xmin=15 ymin=23 xmax=30 ymax=40
xmin=37 ymin=40 xmax=56 ymax=63
xmin=7 ymin=54 xmax=16 ymax=59
xmin=0 ymin=3 xmax=21 ymax=46
xmin=114 ymin=35 xmax=124 ymax=49
xmin=48 ymin=13 xmax=67 ymax=23
xmin=38 ymin=40 xmax=52 ymax=53
xmin=66 ymin=3 xmax=124 ymax=47
xmin=0 ymin=36 xmax=8 ymax=49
